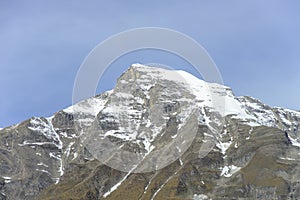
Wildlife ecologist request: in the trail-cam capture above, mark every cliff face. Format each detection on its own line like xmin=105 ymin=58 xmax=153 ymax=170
xmin=1 ymin=64 xmax=300 ymax=200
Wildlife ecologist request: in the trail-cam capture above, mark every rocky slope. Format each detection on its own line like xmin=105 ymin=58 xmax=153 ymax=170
xmin=0 ymin=64 xmax=300 ymax=200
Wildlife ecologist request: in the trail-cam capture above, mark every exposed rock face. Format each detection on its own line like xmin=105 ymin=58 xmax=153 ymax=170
xmin=0 ymin=64 xmax=300 ymax=200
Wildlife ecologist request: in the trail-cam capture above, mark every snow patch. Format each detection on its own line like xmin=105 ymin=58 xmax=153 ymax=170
xmin=2 ymin=176 xmax=11 ymax=183
xmin=65 ymin=142 xmax=75 ymax=157
xmin=63 ymin=91 xmax=111 ymax=116
xmin=176 ymin=146 xmax=182 ymax=153
xmin=49 ymin=152 xmax=64 ymax=177
xmin=193 ymin=194 xmax=211 ymax=200
xmin=279 ymin=157 xmax=296 ymax=161
xmin=19 ymin=141 xmax=58 ymax=147
xmin=37 ymin=162 xmax=49 ymax=168
xmin=72 ymin=152 xmax=78 ymax=160
xmin=150 ymin=174 xmax=174 ymax=200
xmin=28 ymin=117 xmax=63 ymax=149
xmin=36 ymin=169 xmax=50 ymax=175
xmin=103 ymin=165 xmax=137 ymax=198
xmin=216 ymin=140 xmax=232 ymax=155
xmin=179 ymin=158 xmax=183 ymax=166
xmin=289 ymin=136 xmax=300 ymax=148
xmin=143 ymin=179 xmax=152 ymax=194
xmin=220 ymin=165 xmax=241 ymax=177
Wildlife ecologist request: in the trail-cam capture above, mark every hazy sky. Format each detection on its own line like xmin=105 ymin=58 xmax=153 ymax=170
xmin=1 ymin=1 xmax=300 ymax=127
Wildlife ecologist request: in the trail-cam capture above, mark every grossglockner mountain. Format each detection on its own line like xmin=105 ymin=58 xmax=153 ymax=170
xmin=1 ymin=64 xmax=300 ymax=200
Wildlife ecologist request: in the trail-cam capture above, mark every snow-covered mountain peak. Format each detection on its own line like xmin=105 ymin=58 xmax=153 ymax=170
xmin=1 ymin=64 xmax=300 ymax=199
xmin=130 ymin=63 xmax=229 ymax=90
xmin=59 ymin=64 xmax=299 ymax=133
xmin=116 ymin=64 xmax=261 ymax=124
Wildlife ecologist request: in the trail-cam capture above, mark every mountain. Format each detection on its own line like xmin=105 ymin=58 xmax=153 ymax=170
xmin=0 ymin=64 xmax=300 ymax=200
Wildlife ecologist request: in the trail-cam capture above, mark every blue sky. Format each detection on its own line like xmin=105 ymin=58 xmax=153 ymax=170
xmin=1 ymin=1 xmax=300 ymax=127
